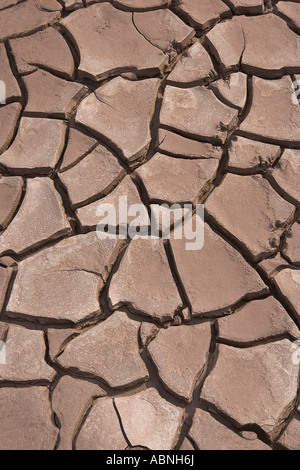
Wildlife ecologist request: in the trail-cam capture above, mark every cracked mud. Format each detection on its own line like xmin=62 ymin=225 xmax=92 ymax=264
xmin=0 ymin=0 xmax=300 ymax=451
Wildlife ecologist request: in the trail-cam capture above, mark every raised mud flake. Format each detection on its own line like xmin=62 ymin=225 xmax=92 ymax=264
xmin=160 ymin=85 xmax=238 ymax=145
xmin=61 ymin=0 xmax=83 ymax=11
xmin=76 ymin=77 xmax=160 ymax=162
xmin=52 ymin=375 xmax=106 ymax=450
xmin=115 ymin=388 xmax=185 ymax=450
xmin=61 ymin=3 xmax=167 ymax=81
xmin=0 ymin=0 xmax=62 ymax=42
xmin=113 ymin=0 xmax=169 ymax=9
xmin=171 ymin=222 xmax=266 ymax=317
xmin=0 ymin=386 xmax=58 ymax=450
xmin=76 ymin=397 xmax=128 ymax=450
xmin=133 ymin=9 xmax=194 ymax=55
xmin=158 ymin=129 xmax=223 ymax=159
xmin=206 ymin=174 xmax=295 ymax=261
xmin=0 ymin=103 xmax=22 ymax=155
xmin=277 ymin=414 xmax=300 ymax=450
xmin=77 ymin=174 xmax=148 ymax=230
xmin=23 ymin=69 xmax=87 ymax=118
xmin=0 ymin=323 xmax=55 ymax=382
xmin=147 ymin=323 xmax=211 ymax=402
xmin=0 ymin=176 xmax=23 ymax=230
xmin=268 ymin=149 xmax=300 ymax=203
xmin=140 ymin=322 xmax=159 ymax=348
xmin=57 ymin=311 xmax=149 ymax=389
xmin=0 ymin=117 xmax=66 ymax=174
xmin=108 ymin=239 xmax=182 ymax=321
xmin=276 ymin=1 xmax=300 ymax=32
xmin=167 ymin=42 xmax=216 ymax=86
xmin=228 ymin=136 xmax=280 ymax=172
xmin=239 ymin=75 xmax=300 ymax=145
xmin=0 ymin=43 xmax=21 ymax=101
xmin=59 ymin=127 xmax=98 ymax=172
xmin=217 ymin=297 xmax=299 ymax=344
xmin=0 ymin=256 xmax=17 ymax=268
xmin=207 ymin=14 xmax=300 ymax=77
xmin=224 ymin=0 xmax=263 ymax=14
xmin=201 ymin=340 xmax=299 ymax=439
xmin=274 ymin=269 xmax=300 ymax=321
xmin=206 ymin=17 xmax=245 ymax=72
xmin=175 ymin=0 xmax=231 ymax=30
xmin=59 ymin=144 xmax=125 ymax=208
xmin=239 ymin=75 xmax=300 ymax=144
xmin=136 ymin=152 xmax=219 ymax=204
xmin=47 ymin=327 xmax=78 ymax=361
xmin=6 ymin=233 xmax=122 ymax=323
xmin=10 ymin=27 xmax=75 ymax=78
xmin=0 ymin=178 xmax=71 ymax=256
xmin=189 ymin=409 xmax=270 ymax=450
xmin=282 ymin=223 xmax=300 ymax=266
xmin=209 ymin=72 xmax=247 ymax=112
xmin=258 ymin=253 xmax=291 ymax=279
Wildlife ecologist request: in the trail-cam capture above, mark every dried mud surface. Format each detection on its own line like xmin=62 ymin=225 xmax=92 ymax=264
xmin=0 ymin=0 xmax=300 ymax=450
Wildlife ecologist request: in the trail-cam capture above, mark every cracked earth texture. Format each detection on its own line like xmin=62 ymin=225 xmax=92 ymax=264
xmin=0 ymin=0 xmax=300 ymax=451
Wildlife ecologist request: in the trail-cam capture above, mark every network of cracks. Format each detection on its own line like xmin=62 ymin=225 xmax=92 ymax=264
xmin=0 ymin=0 xmax=300 ymax=451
